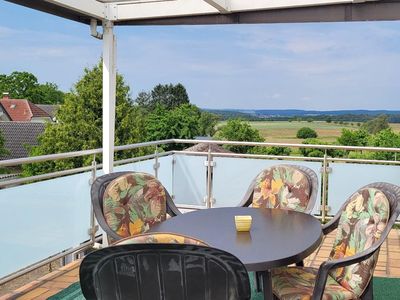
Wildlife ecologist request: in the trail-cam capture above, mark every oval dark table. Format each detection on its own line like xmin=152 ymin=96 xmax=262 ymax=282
xmin=150 ymin=207 xmax=323 ymax=299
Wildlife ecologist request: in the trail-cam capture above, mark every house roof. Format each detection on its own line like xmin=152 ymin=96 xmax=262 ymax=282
xmin=0 ymin=122 xmax=45 ymax=160
xmin=36 ymin=105 xmax=60 ymax=118
xmin=0 ymin=98 xmax=51 ymax=122
xmin=185 ymin=142 xmax=233 ymax=154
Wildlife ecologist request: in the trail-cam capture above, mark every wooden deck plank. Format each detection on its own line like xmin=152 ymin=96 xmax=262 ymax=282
xmin=2 ymin=228 xmax=400 ymax=299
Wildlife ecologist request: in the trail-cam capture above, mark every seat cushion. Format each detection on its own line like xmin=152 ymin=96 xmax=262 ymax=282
xmin=114 ymin=232 xmax=208 ymax=246
xmin=103 ymin=172 xmax=167 ymax=238
xmin=329 ymin=188 xmax=390 ymax=296
xmin=252 ymin=165 xmax=311 ymax=212
xmin=272 ymin=267 xmax=356 ymax=300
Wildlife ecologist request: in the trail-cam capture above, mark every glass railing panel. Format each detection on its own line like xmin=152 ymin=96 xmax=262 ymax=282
xmin=0 ymin=172 xmax=92 ymax=278
xmin=113 ymin=156 xmax=173 ymax=193
xmin=212 ymin=157 xmax=322 ymax=214
xmin=328 ymin=162 xmax=400 ymax=216
xmin=172 ymin=154 xmax=207 ymax=206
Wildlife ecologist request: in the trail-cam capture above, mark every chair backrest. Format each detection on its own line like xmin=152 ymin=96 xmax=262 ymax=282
xmin=114 ymin=232 xmax=208 ymax=246
xmin=240 ymin=164 xmax=318 ymax=214
xmin=91 ymin=171 xmax=178 ymax=241
xmin=328 ymin=182 xmax=400 ymax=297
xmin=80 ymin=244 xmax=251 ymax=300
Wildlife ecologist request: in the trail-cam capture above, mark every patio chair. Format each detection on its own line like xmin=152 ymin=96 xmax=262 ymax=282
xmin=271 ymin=182 xmax=400 ymax=300
xmin=240 ymin=164 xmax=318 ymax=289
xmin=91 ymin=171 xmax=181 ymax=242
xmin=113 ymin=232 xmax=208 ymax=246
xmin=239 ymin=164 xmax=318 ymax=214
xmin=79 ymin=244 xmax=251 ymax=300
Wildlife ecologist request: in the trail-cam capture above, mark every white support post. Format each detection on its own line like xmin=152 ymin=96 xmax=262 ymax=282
xmin=102 ymin=21 xmax=116 ymax=175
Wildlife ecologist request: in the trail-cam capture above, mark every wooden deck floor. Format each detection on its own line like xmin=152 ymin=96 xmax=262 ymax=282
xmin=1 ymin=229 xmax=399 ymax=299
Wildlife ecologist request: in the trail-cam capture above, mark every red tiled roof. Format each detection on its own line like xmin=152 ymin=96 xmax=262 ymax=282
xmin=28 ymin=101 xmax=51 ymax=118
xmin=0 ymin=98 xmax=51 ymax=121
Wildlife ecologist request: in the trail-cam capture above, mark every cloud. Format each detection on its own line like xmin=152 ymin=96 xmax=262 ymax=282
xmin=1 ymin=15 xmax=400 ymax=110
xmin=0 ymin=26 xmax=14 ymax=38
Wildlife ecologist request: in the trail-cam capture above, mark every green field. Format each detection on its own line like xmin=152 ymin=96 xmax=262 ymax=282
xmin=218 ymin=121 xmax=400 ymax=144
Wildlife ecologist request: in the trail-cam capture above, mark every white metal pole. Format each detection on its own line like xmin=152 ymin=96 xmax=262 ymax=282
xmin=102 ymin=20 xmax=116 ymax=174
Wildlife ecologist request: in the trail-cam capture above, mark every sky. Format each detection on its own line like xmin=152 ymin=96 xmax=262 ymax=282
xmin=0 ymin=1 xmax=399 ymax=110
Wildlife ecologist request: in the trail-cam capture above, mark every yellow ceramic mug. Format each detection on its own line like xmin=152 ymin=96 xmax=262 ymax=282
xmin=234 ymin=215 xmax=252 ymax=232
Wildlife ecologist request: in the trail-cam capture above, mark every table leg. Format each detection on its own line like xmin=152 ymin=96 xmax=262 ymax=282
xmin=261 ymin=270 xmax=274 ymax=300
xmin=255 ymin=271 xmax=262 ymax=292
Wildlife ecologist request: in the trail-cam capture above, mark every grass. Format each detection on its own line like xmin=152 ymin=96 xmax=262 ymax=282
xmin=218 ymin=121 xmax=400 ymax=144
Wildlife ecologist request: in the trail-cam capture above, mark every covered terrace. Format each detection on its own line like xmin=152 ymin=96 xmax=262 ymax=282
xmin=1 ymin=0 xmax=400 ymax=299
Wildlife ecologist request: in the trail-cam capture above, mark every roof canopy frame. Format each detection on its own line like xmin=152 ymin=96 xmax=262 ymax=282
xmin=7 ymin=0 xmax=400 ymax=25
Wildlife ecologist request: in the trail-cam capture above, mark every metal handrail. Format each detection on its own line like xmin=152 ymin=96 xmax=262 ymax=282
xmin=1 ymin=138 xmax=399 ymax=168
xmin=0 ymin=139 xmax=174 ymax=167
xmin=172 ymin=138 xmax=400 ymax=153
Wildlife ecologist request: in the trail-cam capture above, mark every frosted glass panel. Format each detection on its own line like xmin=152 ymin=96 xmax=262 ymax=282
xmin=0 ymin=172 xmax=92 ymax=278
xmin=114 ymin=159 xmax=155 ymax=175
xmin=212 ymin=157 xmax=322 ymax=214
xmin=114 ymin=156 xmax=173 ymax=193
xmin=328 ymin=163 xmax=400 ymax=215
xmin=173 ymin=154 xmax=207 ymax=206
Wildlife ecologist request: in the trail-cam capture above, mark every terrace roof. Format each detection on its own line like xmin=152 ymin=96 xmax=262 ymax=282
xmin=6 ymin=0 xmax=400 ymax=25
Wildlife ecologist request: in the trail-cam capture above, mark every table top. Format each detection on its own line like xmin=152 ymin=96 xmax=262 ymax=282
xmin=150 ymin=207 xmax=323 ymax=272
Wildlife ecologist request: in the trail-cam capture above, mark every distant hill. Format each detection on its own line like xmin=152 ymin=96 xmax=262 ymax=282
xmin=204 ymin=109 xmax=400 ymax=123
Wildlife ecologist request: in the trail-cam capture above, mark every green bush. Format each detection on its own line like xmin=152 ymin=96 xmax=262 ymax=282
xmin=296 ymin=127 xmax=318 ymax=139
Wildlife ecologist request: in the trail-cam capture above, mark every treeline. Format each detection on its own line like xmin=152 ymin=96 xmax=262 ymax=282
xmin=284 ymin=114 xmax=400 ymax=123
xmin=204 ymin=109 xmax=262 ymax=121
xmin=205 ymin=109 xmax=400 ymax=123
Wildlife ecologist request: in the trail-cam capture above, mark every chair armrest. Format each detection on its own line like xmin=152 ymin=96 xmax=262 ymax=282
xmin=166 ymin=196 xmax=182 ymax=217
xmin=322 ymin=214 xmax=340 ymax=235
xmin=311 ymin=246 xmax=378 ymax=300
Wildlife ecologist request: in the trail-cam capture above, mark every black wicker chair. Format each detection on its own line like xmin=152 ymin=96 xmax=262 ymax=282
xmin=80 ymin=243 xmax=251 ymax=300
xmin=271 ymin=182 xmax=400 ymax=300
xmin=91 ymin=171 xmax=181 ymax=242
xmin=238 ymin=164 xmax=319 ymax=214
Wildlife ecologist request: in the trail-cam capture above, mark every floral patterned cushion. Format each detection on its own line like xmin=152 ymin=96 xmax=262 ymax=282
xmin=252 ymin=166 xmax=311 ymax=212
xmin=103 ymin=173 xmax=167 ymax=239
xmin=272 ymin=267 xmax=356 ymax=300
xmin=328 ymin=188 xmax=390 ymax=296
xmin=114 ymin=232 xmax=208 ymax=246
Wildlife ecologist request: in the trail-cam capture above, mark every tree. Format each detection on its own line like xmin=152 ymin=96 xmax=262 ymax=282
xmin=23 ymin=61 xmax=149 ymax=176
xmin=35 ymin=82 xmax=65 ymax=104
xmin=361 ymin=114 xmax=389 ymax=134
xmin=0 ymin=129 xmax=9 ymax=157
xmin=296 ymin=127 xmax=318 ymax=139
xmin=135 ymin=83 xmax=189 ymax=110
xmin=0 ymin=129 xmax=9 ymax=174
xmin=145 ymin=104 xmax=202 ymax=150
xmin=198 ymin=111 xmax=219 ymax=137
xmin=368 ymin=129 xmax=400 ymax=161
xmin=250 ymin=146 xmax=291 ymax=156
xmin=337 ymin=129 xmax=370 ymax=146
xmin=300 ymin=138 xmax=344 ymax=158
xmin=0 ymin=71 xmax=64 ymax=104
xmin=214 ymin=119 xmax=264 ymax=153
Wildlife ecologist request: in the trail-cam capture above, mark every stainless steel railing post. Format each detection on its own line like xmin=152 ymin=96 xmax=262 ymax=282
xmin=321 ymin=151 xmax=328 ymax=223
xmin=206 ymin=146 xmax=214 ymax=208
xmin=89 ymin=155 xmax=98 ymax=244
xmin=153 ymin=146 xmax=159 ymax=178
